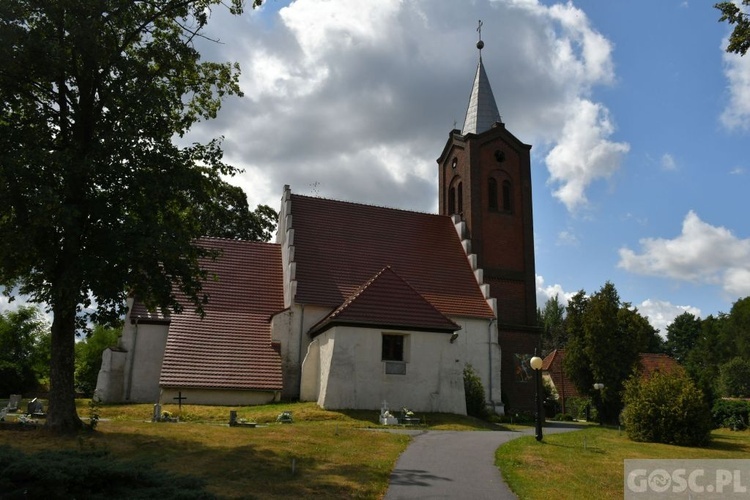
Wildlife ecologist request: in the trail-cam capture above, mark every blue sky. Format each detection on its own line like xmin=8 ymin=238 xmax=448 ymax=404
xmin=4 ymin=0 xmax=749 ymax=335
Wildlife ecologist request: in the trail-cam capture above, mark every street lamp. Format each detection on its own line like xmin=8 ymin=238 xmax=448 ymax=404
xmin=530 ymin=353 xmax=544 ymax=442
xmin=593 ymin=383 xmax=605 ymax=424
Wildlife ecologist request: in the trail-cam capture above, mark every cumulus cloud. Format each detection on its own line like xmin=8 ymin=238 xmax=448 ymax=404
xmin=535 ymin=275 xmax=578 ymax=309
xmin=545 ymin=99 xmax=629 ymax=210
xmin=636 ymin=299 xmax=701 ymax=337
xmin=618 ymin=211 xmax=750 ymax=297
xmin=535 ymin=276 xmax=702 ymax=333
xmin=182 ymin=0 xmax=626 ymax=215
xmin=720 ymin=42 xmax=750 ymax=131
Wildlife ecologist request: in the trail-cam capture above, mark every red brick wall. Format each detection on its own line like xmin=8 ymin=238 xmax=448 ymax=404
xmin=499 ymin=328 xmax=541 ymax=413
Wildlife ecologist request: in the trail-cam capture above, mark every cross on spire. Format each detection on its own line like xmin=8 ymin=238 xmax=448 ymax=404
xmin=476 ymin=20 xmax=484 ymax=53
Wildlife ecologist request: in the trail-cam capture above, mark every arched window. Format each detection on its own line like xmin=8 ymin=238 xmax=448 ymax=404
xmin=502 ymin=180 xmax=512 ymax=212
xmin=457 ymin=182 xmax=463 ymax=214
xmin=488 ymin=177 xmax=498 ymax=211
xmin=448 ymin=186 xmax=456 ymax=214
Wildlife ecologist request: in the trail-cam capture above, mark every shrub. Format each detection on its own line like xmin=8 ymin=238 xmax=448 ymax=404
xmin=463 ymin=364 xmax=488 ymax=419
xmin=622 ymin=370 xmax=712 ymax=446
xmin=563 ymin=397 xmax=594 ymax=421
xmin=711 ymin=399 xmax=750 ymax=430
xmin=554 ymin=413 xmax=574 ymax=421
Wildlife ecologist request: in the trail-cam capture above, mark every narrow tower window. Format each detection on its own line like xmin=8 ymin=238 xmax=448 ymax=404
xmin=457 ymin=182 xmax=463 ymax=214
xmin=488 ymin=177 xmax=498 ymax=211
xmin=448 ymin=186 xmax=456 ymax=214
xmin=502 ymin=180 xmax=512 ymax=212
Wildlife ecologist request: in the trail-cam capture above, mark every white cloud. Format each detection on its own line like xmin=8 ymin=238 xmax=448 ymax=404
xmin=618 ymin=211 xmax=750 ymax=297
xmin=535 ymin=275 xmax=578 ymax=309
xmin=730 ymin=166 xmax=745 ymax=175
xmin=661 ymin=153 xmax=677 ymax=171
xmin=720 ymin=40 xmax=750 ymax=131
xmin=535 ymin=278 xmax=702 ymax=334
xmin=636 ymin=299 xmax=701 ymax=337
xmin=545 ymin=99 xmax=630 ymax=210
xmin=183 ymin=0 xmax=625 ymax=215
xmin=556 ymin=229 xmax=579 ymax=246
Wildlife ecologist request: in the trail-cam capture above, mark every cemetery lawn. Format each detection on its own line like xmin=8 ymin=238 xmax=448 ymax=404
xmin=0 ymin=400 xmax=499 ymax=499
xmin=496 ymin=425 xmax=750 ymax=500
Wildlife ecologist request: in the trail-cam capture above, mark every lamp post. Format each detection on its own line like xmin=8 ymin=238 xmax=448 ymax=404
xmin=530 ymin=353 xmax=544 ymax=442
xmin=593 ymin=382 xmax=604 ymax=425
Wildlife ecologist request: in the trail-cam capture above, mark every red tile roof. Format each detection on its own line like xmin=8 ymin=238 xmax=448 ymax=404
xmin=159 ymin=238 xmax=283 ymax=391
xmin=542 ymin=349 xmax=581 ymax=399
xmin=309 ymin=266 xmax=460 ymax=336
xmin=542 ymin=350 xmax=681 ymax=400
xmin=638 ymin=353 xmax=681 ymax=378
xmin=290 ymin=195 xmax=494 ymax=319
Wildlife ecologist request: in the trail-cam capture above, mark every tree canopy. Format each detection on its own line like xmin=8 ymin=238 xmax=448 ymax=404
xmin=0 ymin=306 xmax=50 ymax=396
xmin=0 ymin=0 xmax=262 ymax=432
xmin=562 ymin=282 xmax=662 ymax=424
xmin=717 ymin=1 xmax=750 ymax=55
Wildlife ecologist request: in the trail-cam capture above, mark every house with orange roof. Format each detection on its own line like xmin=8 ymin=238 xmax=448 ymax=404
xmin=541 ymin=349 xmax=680 ymax=414
xmin=96 ymin=37 xmax=542 ymax=415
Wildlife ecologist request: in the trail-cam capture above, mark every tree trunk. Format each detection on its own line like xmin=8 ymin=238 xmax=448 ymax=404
xmin=46 ymin=302 xmax=83 ymax=434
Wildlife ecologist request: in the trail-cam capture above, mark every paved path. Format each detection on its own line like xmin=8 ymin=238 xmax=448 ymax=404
xmin=384 ymin=423 xmax=581 ymax=500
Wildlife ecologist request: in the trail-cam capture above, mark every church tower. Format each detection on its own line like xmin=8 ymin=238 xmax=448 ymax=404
xmin=437 ymin=28 xmax=540 ymax=410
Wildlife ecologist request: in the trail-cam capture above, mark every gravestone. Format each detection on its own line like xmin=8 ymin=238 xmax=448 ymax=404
xmin=7 ymin=394 xmax=21 ymax=412
xmin=27 ymin=398 xmax=44 ymax=417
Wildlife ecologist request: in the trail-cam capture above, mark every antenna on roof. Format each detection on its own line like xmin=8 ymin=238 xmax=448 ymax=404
xmin=476 ymin=20 xmax=484 ymax=54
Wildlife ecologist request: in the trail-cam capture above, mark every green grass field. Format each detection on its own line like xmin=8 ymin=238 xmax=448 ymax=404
xmin=0 ymin=400 xmax=496 ymax=499
xmin=496 ymin=425 xmax=750 ymax=500
xmin=3 ymin=400 xmax=749 ymax=499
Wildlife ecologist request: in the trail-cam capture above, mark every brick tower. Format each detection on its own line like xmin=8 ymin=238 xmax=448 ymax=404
xmin=437 ymin=33 xmax=541 ymax=411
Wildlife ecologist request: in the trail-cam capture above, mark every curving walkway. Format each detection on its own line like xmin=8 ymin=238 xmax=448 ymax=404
xmin=384 ymin=422 xmax=581 ymax=500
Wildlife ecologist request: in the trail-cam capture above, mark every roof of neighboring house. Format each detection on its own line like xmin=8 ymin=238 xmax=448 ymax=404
xmin=290 ymin=194 xmax=495 ymax=320
xmin=541 ymin=349 xmax=582 ymax=399
xmin=639 ymin=353 xmax=681 ymax=377
xmin=309 ymin=266 xmax=461 ymax=336
xmin=159 ymin=238 xmax=284 ymax=391
xmin=542 ymin=349 xmax=682 ymax=399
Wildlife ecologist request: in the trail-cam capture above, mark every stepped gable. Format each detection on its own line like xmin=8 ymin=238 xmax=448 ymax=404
xmin=159 ymin=238 xmax=283 ymax=391
xmin=309 ymin=266 xmax=460 ymax=337
xmin=290 ymin=194 xmax=494 ymax=320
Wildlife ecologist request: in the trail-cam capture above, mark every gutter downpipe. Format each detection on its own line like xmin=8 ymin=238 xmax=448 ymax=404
xmin=125 ymin=318 xmax=139 ymax=401
xmin=297 ymin=304 xmax=305 ymax=399
xmin=488 ymin=318 xmax=497 ymax=408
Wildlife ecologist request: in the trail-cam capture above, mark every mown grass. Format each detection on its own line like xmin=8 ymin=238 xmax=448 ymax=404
xmin=1 ymin=400 xmax=500 ymax=499
xmin=496 ymin=425 xmax=750 ymax=500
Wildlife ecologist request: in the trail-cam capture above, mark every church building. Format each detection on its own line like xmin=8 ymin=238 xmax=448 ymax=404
xmin=95 ymin=37 xmax=541 ymax=415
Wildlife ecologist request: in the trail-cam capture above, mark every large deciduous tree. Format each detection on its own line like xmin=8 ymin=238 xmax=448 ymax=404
xmin=0 ymin=0 xmax=262 ymax=433
xmin=563 ymin=282 xmax=660 ymax=424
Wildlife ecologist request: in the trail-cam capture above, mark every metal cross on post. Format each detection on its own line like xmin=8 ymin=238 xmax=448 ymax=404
xmin=173 ymin=391 xmax=187 ymax=411
xmin=476 ymin=20 xmax=485 ymax=54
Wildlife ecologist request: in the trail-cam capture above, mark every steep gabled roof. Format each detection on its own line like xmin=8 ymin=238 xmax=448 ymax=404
xmin=159 ymin=238 xmax=283 ymax=391
xmin=309 ymin=266 xmax=460 ymax=336
xmin=290 ymin=194 xmax=495 ymax=320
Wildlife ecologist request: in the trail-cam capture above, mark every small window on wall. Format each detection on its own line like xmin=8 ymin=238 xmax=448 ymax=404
xmin=382 ymin=334 xmax=407 ymax=375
